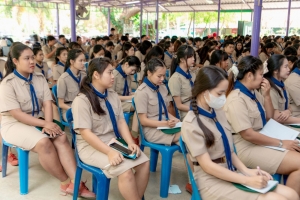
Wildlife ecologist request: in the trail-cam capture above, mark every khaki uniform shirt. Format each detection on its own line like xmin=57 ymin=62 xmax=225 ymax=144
xmin=285 ymin=72 xmax=300 ymax=117
xmin=168 ymin=71 xmax=192 ymax=120
xmin=164 ymin=52 xmax=173 ymax=69
xmin=270 ymin=85 xmax=289 ymax=112
xmin=42 ymin=45 xmax=56 ymax=62
xmin=135 ymin=50 xmax=145 ymax=63
xmin=34 ymin=62 xmax=50 ymax=79
xmin=53 ymin=64 xmax=65 ymax=81
xmin=112 ymin=69 xmax=132 ymax=96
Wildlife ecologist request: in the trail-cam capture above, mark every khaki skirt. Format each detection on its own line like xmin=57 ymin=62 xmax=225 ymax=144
xmin=76 ymin=135 xmax=149 ymax=178
xmin=195 ymin=163 xmax=260 ymax=200
xmin=143 ymin=126 xmax=175 ymax=145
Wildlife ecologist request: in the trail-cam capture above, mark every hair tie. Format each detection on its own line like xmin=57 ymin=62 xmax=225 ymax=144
xmin=228 ymin=64 xmax=239 ymax=82
xmin=263 ymin=60 xmax=269 ymax=74
xmin=173 ymin=54 xmax=177 ymax=59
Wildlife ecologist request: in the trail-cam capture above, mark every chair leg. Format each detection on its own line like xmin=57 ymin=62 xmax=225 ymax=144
xmin=17 ymin=148 xmax=29 ymax=195
xmin=283 ymin=175 xmax=288 ymax=185
xmin=96 ymin=176 xmax=111 ymax=200
xmin=73 ymin=167 xmax=83 ymax=200
xmin=150 ymin=148 xmax=159 ymax=172
xmin=2 ymin=143 xmax=9 ymax=178
xmin=140 ymin=144 xmax=145 ymax=151
xmin=159 ymin=151 xmax=174 ymax=198
xmin=92 ymin=174 xmax=97 ymax=194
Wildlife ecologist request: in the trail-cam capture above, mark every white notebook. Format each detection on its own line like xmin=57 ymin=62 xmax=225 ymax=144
xmin=122 ymin=99 xmax=132 ymax=103
xmin=242 ymin=180 xmax=278 ymax=194
xmin=157 ymin=122 xmax=182 ymax=130
xmin=259 ymin=119 xmax=299 ymax=151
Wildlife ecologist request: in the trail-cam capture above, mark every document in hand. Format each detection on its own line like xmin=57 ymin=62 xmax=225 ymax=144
xmin=157 ymin=122 xmax=182 ymax=130
xmin=259 ymin=119 xmax=299 ymax=151
xmin=241 ymin=180 xmax=278 ymax=194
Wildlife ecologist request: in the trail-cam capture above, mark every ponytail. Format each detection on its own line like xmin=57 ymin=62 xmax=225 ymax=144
xmin=170 ymin=45 xmax=195 ymax=76
xmin=226 ymin=70 xmax=235 ymax=97
xmin=4 ymin=52 xmax=15 ymax=79
xmin=190 ymin=97 xmax=215 ymax=147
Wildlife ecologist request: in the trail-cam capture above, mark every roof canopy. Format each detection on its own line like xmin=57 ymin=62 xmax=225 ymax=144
xmin=3 ymin=0 xmax=300 ymax=11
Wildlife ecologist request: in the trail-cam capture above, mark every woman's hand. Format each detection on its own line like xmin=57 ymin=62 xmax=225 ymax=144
xmin=43 ymin=121 xmax=64 ymax=137
xmin=260 ymin=78 xmax=271 ymax=97
xmin=128 ymin=143 xmax=141 ymax=157
xmin=167 ymin=119 xmax=176 ymax=128
xmin=244 ymin=168 xmax=273 ymax=180
xmin=277 ymin=110 xmax=291 ymax=121
xmin=107 ymin=149 xmax=124 ymax=166
xmin=244 ymin=175 xmax=269 ymax=189
xmin=282 ymin=140 xmax=300 ymax=151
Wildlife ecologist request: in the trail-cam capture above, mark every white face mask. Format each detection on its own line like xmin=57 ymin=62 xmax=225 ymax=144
xmin=204 ymin=92 xmax=226 ymax=109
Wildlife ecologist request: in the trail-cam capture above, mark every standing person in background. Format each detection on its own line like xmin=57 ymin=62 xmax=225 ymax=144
xmin=42 ymin=36 xmax=57 ymax=70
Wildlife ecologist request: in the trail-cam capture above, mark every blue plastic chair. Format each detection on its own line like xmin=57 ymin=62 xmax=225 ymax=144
xmin=66 ymin=109 xmax=111 ymax=200
xmin=179 ymin=137 xmax=202 ymax=200
xmin=124 ymin=112 xmax=134 ymax=125
xmin=2 ymin=140 xmax=29 ymax=195
xmin=132 ymin=98 xmax=181 ymax=198
xmin=52 ymin=85 xmax=69 ymax=128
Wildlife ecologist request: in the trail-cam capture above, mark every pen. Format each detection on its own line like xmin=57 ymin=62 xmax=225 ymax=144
xmin=257 ymin=166 xmax=263 ymax=176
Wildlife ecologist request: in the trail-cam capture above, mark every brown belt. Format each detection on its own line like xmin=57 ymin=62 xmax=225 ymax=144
xmin=193 ymin=156 xmax=226 ymax=166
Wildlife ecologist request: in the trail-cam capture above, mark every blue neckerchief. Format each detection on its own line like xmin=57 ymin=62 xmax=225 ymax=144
xmin=196 ymin=106 xmax=235 ymax=171
xmin=0 ymin=72 xmax=2 ymax=80
xmin=234 ymin=81 xmax=266 ymax=126
xmin=293 ymin=67 xmax=300 ymax=76
xmin=36 ymin=63 xmax=44 ymax=76
xmin=116 ymin=65 xmax=129 ymax=96
xmin=13 ymin=70 xmax=39 ymax=116
xmin=66 ymin=68 xmax=81 ymax=87
xmin=90 ymin=84 xmax=122 ymax=139
xmin=228 ymin=55 xmax=237 ymax=65
xmin=143 ymin=77 xmax=169 ymax=121
xmin=271 ymin=77 xmax=288 ymax=110
xmin=165 ymin=51 xmax=173 ymax=59
xmin=57 ymin=61 xmax=65 ymax=67
xmin=175 ymin=66 xmax=194 ymax=87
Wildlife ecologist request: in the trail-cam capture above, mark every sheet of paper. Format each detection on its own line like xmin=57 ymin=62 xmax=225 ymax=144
xmin=242 ymin=180 xmax=278 ymax=194
xmin=157 ymin=122 xmax=182 ymax=130
xmin=122 ymin=99 xmax=132 ymax=103
xmin=259 ymin=119 xmax=299 ymax=151
xmin=168 ymin=185 xmax=181 ymax=194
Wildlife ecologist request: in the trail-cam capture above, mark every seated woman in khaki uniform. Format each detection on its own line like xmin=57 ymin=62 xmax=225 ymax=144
xmin=72 ymin=57 xmax=149 ymax=200
xmin=182 ymin=65 xmax=298 ymax=200
xmin=210 ymin=50 xmax=228 ymax=73
xmin=134 ymin=58 xmax=181 ymax=145
xmin=0 ymin=44 xmax=94 ymax=198
xmin=53 ymin=47 xmax=68 ymax=83
xmin=265 ymin=54 xmax=300 ymax=124
xmin=116 ymin=42 xmax=135 ymax=63
xmin=164 ymin=41 xmax=174 ymax=70
xmin=225 ymin=55 xmax=300 ymax=196
xmin=285 ymin=60 xmax=300 ymax=118
xmin=57 ymin=49 xmax=86 ymax=121
xmin=168 ymin=45 xmax=195 ymax=120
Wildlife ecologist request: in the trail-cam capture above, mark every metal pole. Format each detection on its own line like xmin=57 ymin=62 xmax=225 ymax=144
xmin=70 ymin=0 xmax=76 ymax=42
xmin=216 ymin=0 xmax=221 ymax=37
xmin=56 ymin=3 xmax=60 ymax=36
xmin=193 ymin=11 xmax=195 ymax=38
xmin=108 ymin=8 xmax=111 ymax=36
xmin=140 ymin=1 xmax=143 ymax=38
xmin=155 ymin=0 xmax=159 ymax=43
xmin=251 ymin=10 xmax=253 ymax=22
xmin=250 ymin=0 xmax=263 ymax=57
xmin=286 ymin=0 xmax=292 ymax=36
xmin=146 ymin=12 xmax=149 ymax=36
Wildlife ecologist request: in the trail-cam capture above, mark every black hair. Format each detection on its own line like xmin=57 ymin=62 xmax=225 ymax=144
xmin=76 ymin=36 xmax=81 ymax=41
xmin=235 ymin=41 xmax=244 ymax=58
xmin=191 ymin=66 xmax=228 ymax=147
xmin=120 ymin=56 xmax=141 ymax=72
xmin=293 ymin=43 xmax=300 ymax=52
xmin=139 ymin=40 xmax=152 ymax=55
xmin=284 ymin=41 xmax=292 ymax=49
xmin=261 ymin=42 xmax=274 ymax=57
xmin=131 ymin=38 xmax=139 ymax=44
xmin=170 ymin=45 xmax=195 ymax=76
xmin=95 ymin=37 xmax=103 ymax=42
xmin=210 ymin=50 xmax=228 ymax=67
xmin=4 ymin=43 xmax=32 ymax=79
xmin=55 ymin=47 xmax=68 ymax=64
xmin=111 ymin=28 xmax=115 ymax=31
xmin=106 ymin=41 xmax=114 ymax=47
xmin=284 ymin=36 xmax=290 ymax=43
xmin=194 ymin=37 xmax=202 ymax=43
xmin=287 ymin=55 xmax=298 ymax=71
xmin=102 ymin=36 xmax=109 ymax=41
xmin=197 ymin=41 xmax=215 ymax=65
xmin=242 ymin=48 xmax=250 ymax=53
xmin=144 ymin=46 xmax=165 ymax=64
xmin=142 ymin=57 xmax=166 ymax=81
xmin=47 ymin=36 xmax=55 ymax=42
xmin=121 ymin=42 xmax=133 ymax=59
xmin=164 ymin=36 xmax=170 ymax=40
xmin=188 ymin=37 xmax=194 ymax=43
xmin=284 ymin=46 xmax=297 ymax=56
xmin=141 ymin=35 xmax=146 ymax=39
xmin=223 ymin=40 xmax=234 ymax=48
xmin=32 ymin=48 xmax=42 ymax=56
xmin=171 ymin=38 xmax=177 ymax=44
xmin=264 ymin=54 xmax=286 ymax=98
xmin=274 ymin=36 xmax=281 ymax=42
xmin=68 ymin=42 xmax=81 ymax=50
xmin=91 ymin=45 xmax=105 ymax=59
xmin=121 ymin=36 xmax=129 ymax=42
xmin=81 ymin=57 xmax=113 ymax=115
xmin=227 ymin=56 xmax=263 ymax=96
xmin=59 ymin=35 xmax=65 ymax=39
xmin=165 ymin=41 xmax=172 ymax=51
xmin=180 ymin=37 xmax=187 ymax=44
xmin=64 ymin=49 xmax=84 ymax=72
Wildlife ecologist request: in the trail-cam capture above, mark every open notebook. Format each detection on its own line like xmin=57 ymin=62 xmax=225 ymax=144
xmin=260 ymin=119 xmax=299 ymax=151
xmin=157 ymin=122 xmax=182 ymax=130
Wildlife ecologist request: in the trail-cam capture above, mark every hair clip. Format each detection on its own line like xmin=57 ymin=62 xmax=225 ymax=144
xmin=228 ymin=64 xmax=239 ymax=82
xmin=173 ymin=55 xmax=177 ymax=59
xmin=263 ymin=60 xmax=269 ymax=74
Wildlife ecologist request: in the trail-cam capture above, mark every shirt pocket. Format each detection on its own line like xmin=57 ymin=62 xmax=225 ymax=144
xmin=248 ymin=110 xmax=263 ymax=130
xmin=148 ymin=97 xmax=159 ymax=116
xmin=278 ymin=96 xmax=286 ymax=110
xmin=67 ymin=85 xmax=78 ymax=101
xmin=16 ymin=95 xmax=32 ymax=112
xmin=91 ymin=114 xmax=105 ymax=135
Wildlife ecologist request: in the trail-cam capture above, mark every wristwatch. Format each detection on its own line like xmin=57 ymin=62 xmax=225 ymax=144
xmin=278 ymin=139 xmax=283 ymax=148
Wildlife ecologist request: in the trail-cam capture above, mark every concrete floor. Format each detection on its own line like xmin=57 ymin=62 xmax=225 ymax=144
xmin=0 ymin=130 xmax=191 ymax=200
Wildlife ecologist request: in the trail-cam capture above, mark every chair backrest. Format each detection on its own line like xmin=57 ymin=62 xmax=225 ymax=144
xmin=131 ymin=98 xmax=146 ymax=143
xmin=52 ymin=85 xmax=64 ymax=123
xmin=179 ymin=137 xmax=202 ymax=200
xmin=66 ymin=108 xmax=76 ymax=145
